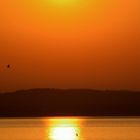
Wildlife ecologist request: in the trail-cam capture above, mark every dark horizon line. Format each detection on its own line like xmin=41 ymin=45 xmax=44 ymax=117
xmin=1 ymin=87 xmax=140 ymax=94
xmin=0 ymin=88 xmax=140 ymax=117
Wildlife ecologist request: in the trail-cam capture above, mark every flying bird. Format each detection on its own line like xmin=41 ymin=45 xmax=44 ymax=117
xmin=7 ymin=64 xmax=10 ymax=68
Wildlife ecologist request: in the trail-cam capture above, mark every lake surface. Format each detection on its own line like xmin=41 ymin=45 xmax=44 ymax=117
xmin=0 ymin=117 xmax=140 ymax=140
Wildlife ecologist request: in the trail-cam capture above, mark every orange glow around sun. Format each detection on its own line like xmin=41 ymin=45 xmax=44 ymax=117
xmin=0 ymin=0 xmax=140 ymax=91
xmin=48 ymin=0 xmax=77 ymax=6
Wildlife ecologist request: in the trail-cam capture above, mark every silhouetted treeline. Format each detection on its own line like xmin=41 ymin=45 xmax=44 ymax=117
xmin=0 ymin=89 xmax=140 ymax=117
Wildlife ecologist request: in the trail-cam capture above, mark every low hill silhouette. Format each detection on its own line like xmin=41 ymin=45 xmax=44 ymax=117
xmin=0 ymin=88 xmax=140 ymax=117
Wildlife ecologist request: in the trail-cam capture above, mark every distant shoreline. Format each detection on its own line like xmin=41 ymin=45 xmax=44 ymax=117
xmin=0 ymin=88 xmax=140 ymax=117
xmin=1 ymin=88 xmax=140 ymax=94
xmin=0 ymin=116 xmax=140 ymax=119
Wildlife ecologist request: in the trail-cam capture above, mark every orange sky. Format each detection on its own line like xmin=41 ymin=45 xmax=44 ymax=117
xmin=0 ymin=0 xmax=140 ymax=92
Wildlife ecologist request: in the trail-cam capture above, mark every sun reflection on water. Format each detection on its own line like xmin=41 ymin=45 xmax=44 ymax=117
xmin=47 ymin=117 xmax=81 ymax=140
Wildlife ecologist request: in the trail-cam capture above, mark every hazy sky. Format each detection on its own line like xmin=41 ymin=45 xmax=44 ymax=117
xmin=0 ymin=0 xmax=140 ymax=92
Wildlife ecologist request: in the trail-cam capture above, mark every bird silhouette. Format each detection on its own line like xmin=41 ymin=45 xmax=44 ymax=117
xmin=7 ymin=64 xmax=10 ymax=68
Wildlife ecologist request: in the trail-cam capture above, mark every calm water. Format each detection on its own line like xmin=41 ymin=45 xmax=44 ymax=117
xmin=0 ymin=117 xmax=140 ymax=140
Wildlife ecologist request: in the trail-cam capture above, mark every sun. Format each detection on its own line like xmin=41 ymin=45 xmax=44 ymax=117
xmin=47 ymin=118 xmax=80 ymax=140
xmin=49 ymin=127 xmax=78 ymax=140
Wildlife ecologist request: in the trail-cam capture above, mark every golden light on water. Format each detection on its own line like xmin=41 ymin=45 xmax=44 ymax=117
xmin=47 ymin=118 xmax=80 ymax=140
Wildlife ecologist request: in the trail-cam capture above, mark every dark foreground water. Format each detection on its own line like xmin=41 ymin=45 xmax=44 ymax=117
xmin=0 ymin=117 xmax=140 ymax=140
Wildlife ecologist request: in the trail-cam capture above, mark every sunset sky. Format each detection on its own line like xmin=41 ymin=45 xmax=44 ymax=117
xmin=0 ymin=0 xmax=140 ymax=92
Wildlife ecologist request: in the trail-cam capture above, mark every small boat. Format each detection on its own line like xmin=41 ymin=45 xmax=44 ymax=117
xmin=76 ymin=133 xmax=78 ymax=137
